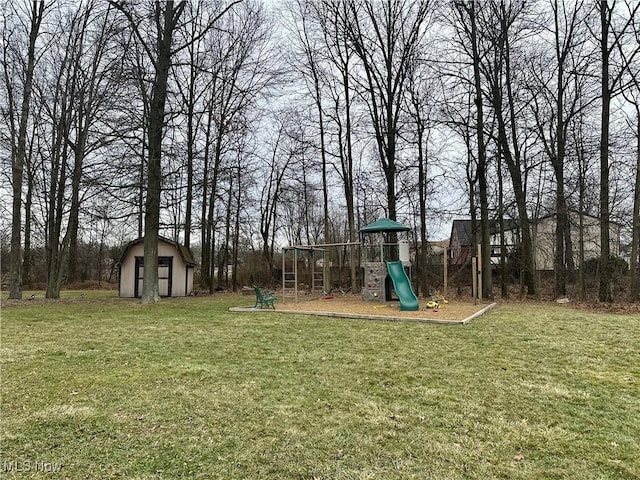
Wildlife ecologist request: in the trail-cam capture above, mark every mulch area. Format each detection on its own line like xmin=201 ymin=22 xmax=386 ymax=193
xmin=275 ymin=294 xmax=493 ymax=322
xmin=274 ymin=294 xmax=640 ymax=321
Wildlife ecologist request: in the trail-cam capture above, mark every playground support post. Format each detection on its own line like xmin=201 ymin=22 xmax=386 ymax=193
xmin=471 ymin=244 xmax=483 ymax=304
xmin=443 ymin=247 xmax=448 ymax=298
xmin=282 ymin=242 xmax=361 ymax=303
xmin=295 ymin=252 xmax=298 ymax=302
xmin=477 ymin=244 xmax=483 ymax=301
xmin=472 ymin=257 xmax=477 ymax=305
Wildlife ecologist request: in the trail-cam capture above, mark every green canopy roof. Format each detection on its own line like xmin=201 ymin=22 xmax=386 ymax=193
xmin=359 ymin=218 xmax=411 ymax=233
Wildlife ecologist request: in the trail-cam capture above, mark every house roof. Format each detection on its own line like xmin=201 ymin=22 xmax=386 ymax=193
xmin=535 ymin=210 xmax=622 ymax=226
xmin=360 ymin=218 xmax=411 ymax=233
xmin=450 ymin=212 xmax=620 ymax=251
xmin=451 ymin=220 xmax=476 ymax=247
xmin=119 ymin=236 xmax=197 ymax=266
xmin=450 ymin=219 xmax=519 ymax=246
xmin=430 ymin=240 xmax=450 ymax=249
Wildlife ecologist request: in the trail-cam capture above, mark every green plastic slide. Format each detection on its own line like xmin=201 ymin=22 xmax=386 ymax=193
xmin=386 ymin=261 xmax=419 ymax=311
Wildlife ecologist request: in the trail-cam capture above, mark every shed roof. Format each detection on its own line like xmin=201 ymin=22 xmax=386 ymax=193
xmin=119 ymin=236 xmax=197 ymax=266
xmin=360 ymin=218 xmax=411 ymax=233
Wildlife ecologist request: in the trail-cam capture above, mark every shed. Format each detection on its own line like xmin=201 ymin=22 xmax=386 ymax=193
xmin=119 ymin=236 xmax=197 ymax=298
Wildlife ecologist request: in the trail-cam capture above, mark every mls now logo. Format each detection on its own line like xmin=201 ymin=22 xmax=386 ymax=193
xmin=3 ymin=459 xmax=63 ymax=473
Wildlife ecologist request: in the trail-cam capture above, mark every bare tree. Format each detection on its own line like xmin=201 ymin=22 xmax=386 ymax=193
xmin=258 ymin=113 xmax=296 ymax=277
xmin=173 ymin=1 xmax=209 ymax=248
xmin=111 ymin=0 xmax=239 ymax=301
xmin=26 ymin=2 xmax=107 ymax=299
xmin=111 ymin=0 xmax=188 ymax=302
xmin=478 ymin=1 xmax=537 ymax=296
xmin=345 ymin=0 xmax=431 ymax=221
xmin=597 ymin=0 xmax=640 ymax=302
xmin=43 ymin=5 xmax=82 ymax=298
xmin=631 ymin=109 xmax=640 ymax=302
xmin=4 ymin=0 xmax=46 ymax=299
xmin=198 ymin=0 xmax=274 ymax=292
xmin=451 ymin=0 xmax=493 ymax=299
xmin=317 ymin=0 xmax=359 ymax=292
xmin=288 ymin=0 xmax=332 ymax=292
xmin=66 ymin=1 xmax=122 ymax=285
xmin=570 ymin=86 xmax=600 ymax=301
xmin=404 ymin=59 xmax=438 ymax=296
xmin=528 ymin=0 xmax=592 ymax=297
xmin=622 ymin=71 xmax=640 ymax=302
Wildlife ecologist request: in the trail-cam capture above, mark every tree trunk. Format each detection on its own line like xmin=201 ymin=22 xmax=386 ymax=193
xmin=67 ymin=124 xmax=87 ymax=284
xmin=599 ymin=0 xmax=612 ymax=303
xmin=8 ymin=1 xmax=44 ymax=300
xmin=497 ymin=142 xmax=508 ymax=298
xmin=231 ymin=164 xmax=242 ymax=292
xmin=344 ymin=105 xmax=358 ymax=293
xmin=553 ymin=41 xmax=567 ymax=298
xmin=495 ymin=4 xmax=536 ymax=296
xmin=319 ymin=102 xmax=330 ymax=293
xmin=200 ymin=98 xmax=214 ymax=289
xmin=468 ymin=0 xmax=492 ymax=299
xmin=208 ymin=129 xmax=224 ymax=292
xmin=46 ymin=52 xmax=75 ymax=299
xmin=577 ymin=132 xmax=587 ymax=301
xmin=183 ymin=24 xmax=201 ymax=250
xmin=184 ymin=93 xmax=194 ymax=248
xmin=310 ymin=49 xmax=330 ymax=291
xmin=22 ymin=189 xmax=33 ymax=287
xmin=630 ymin=114 xmax=640 ymax=301
xmin=138 ymin=126 xmax=145 ymax=239
xmin=218 ymin=180 xmax=233 ymax=288
xmin=23 ymin=147 xmax=35 ymax=286
xmin=417 ymin=118 xmax=428 ymax=297
xmin=259 ymin=133 xmax=281 ymax=281
xmin=142 ymin=2 xmax=185 ymax=303
xmin=492 ymin=81 xmax=536 ymax=296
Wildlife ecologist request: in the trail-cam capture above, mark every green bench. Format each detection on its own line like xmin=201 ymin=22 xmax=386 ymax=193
xmin=254 ymin=286 xmax=276 ymax=309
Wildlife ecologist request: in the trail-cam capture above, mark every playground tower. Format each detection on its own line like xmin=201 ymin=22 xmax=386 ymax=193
xmin=360 ymin=218 xmax=414 ymax=307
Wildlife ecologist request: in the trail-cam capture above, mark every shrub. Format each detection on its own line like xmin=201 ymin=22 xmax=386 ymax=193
xmin=582 ymin=256 xmax=628 ymax=276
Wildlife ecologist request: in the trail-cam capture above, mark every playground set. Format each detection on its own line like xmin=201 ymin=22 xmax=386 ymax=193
xmin=281 ymin=218 xmax=420 ymax=311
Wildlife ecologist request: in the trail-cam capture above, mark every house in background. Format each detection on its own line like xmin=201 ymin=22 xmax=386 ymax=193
xmin=531 ymin=212 xmax=621 ymax=271
xmin=449 ymin=213 xmax=621 ymax=271
xmin=119 ymin=236 xmax=197 ymax=298
xmin=449 ymin=219 xmax=518 ymax=266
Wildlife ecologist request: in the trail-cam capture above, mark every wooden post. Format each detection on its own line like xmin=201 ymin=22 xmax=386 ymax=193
xmin=477 ymin=243 xmax=482 ymax=301
xmin=443 ymin=247 xmax=448 ymax=298
xmin=294 ymin=248 xmax=298 ymax=303
xmin=472 ymin=256 xmax=477 ymax=305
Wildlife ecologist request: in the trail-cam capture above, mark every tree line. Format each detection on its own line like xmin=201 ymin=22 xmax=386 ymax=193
xmin=2 ymin=0 xmax=639 ymax=302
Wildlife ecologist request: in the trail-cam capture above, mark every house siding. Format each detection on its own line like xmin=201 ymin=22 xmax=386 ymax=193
xmin=531 ymin=214 xmax=620 ymax=271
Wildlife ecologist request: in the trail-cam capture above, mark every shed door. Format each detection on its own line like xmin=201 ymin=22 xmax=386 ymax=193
xmin=135 ymin=256 xmax=173 ymax=298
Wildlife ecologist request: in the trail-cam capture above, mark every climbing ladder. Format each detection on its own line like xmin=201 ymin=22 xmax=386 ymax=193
xmin=282 ymin=248 xmax=298 ymax=303
xmin=281 ymin=246 xmax=326 ymax=303
xmin=311 ymin=250 xmax=325 ymax=296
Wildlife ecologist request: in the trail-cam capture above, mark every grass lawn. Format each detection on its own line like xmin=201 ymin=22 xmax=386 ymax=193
xmin=1 ymin=294 xmax=638 ymax=479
